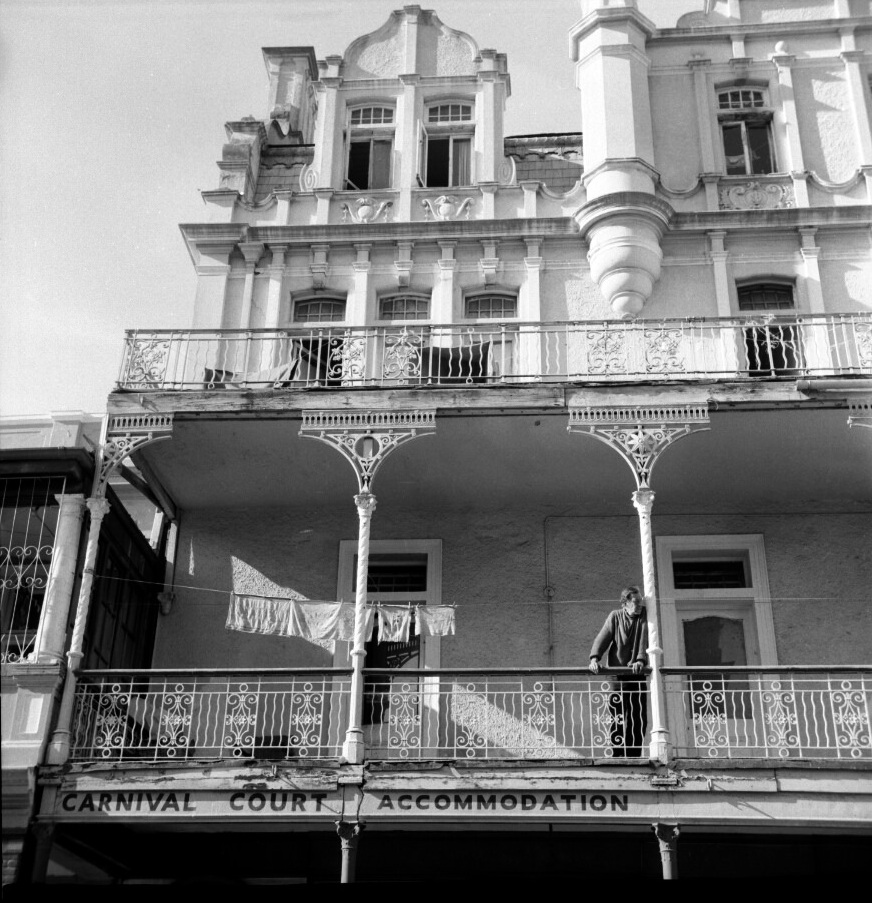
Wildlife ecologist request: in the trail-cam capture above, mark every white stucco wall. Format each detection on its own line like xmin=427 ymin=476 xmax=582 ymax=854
xmin=153 ymin=506 xmax=872 ymax=671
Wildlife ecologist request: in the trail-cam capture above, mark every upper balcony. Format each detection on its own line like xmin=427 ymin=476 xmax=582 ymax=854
xmin=68 ymin=665 xmax=871 ymax=765
xmin=116 ymin=313 xmax=872 ymax=393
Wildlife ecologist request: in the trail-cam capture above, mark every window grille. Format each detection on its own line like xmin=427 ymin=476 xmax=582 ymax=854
xmin=465 ymin=293 xmax=518 ymax=319
xmin=1 ymin=477 xmax=66 ymax=663
xmin=379 ymin=294 xmax=430 ymax=321
xmin=350 ymin=107 xmax=394 ymax=126
xmin=718 ymin=89 xmax=765 ymax=110
xmin=737 ymin=283 xmax=795 ymax=311
xmin=428 ymin=103 xmax=472 ymax=123
xmin=673 ymin=560 xmax=749 ymax=589
xmin=293 ymin=298 xmax=346 ymax=323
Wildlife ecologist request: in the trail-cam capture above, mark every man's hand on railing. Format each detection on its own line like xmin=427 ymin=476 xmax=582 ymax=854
xmin=631 ymin=661 xmax=645 ymax=675
xmin=589 ymin=658 xmax=600 ymax=674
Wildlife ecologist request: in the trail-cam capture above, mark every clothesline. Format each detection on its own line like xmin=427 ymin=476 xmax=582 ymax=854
xmin=90 ymin=574 xmax=841 ymax=605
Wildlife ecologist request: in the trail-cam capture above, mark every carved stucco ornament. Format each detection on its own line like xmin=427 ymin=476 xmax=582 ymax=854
xmin=422 ymin=195 xmax=474 ymax=221
xmin=342 ymin=197 xmax=393 ymax=224
xmin=719 ymin=179 xmax=795 ymax=210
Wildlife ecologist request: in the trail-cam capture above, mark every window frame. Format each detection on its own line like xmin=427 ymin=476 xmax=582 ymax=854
xmin=735 ymin=281 xmax=804 ymax=376
xmin=420 ymin=99 xmax=475 ymax=188
xmin=716 ymin=86 xmax=776 ymax=176
xmin=344 ymin=104 xmax=396 ymax=191
xmin=463 ymin=290 xmax=519 ymax=321
xmin=292 ymin=296 xmax=347 ymax=325
xmin=655 ymin=534 xmax=777 ymax=668
xmin=377 ymin=292 xmax=431 ymax=323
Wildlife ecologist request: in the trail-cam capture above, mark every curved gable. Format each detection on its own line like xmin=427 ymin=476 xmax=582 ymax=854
xmin=342 ymin=8 xmax=478 ymax=80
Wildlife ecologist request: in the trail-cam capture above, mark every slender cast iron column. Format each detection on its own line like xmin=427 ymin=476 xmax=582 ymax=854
xmin=336 ymin=821 xmax=364 ymax=883
xmin=652 ymin=822 xmax=680 ymax=880
xmin=344 ymin=490 xmax=377 ymax=764
xmin=46 ymin=497 xmax=110 ymax=763
xmin=633 ymin=488 xmax=669 ymax=763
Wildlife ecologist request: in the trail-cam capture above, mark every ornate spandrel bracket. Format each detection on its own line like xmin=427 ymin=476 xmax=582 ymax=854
xmin=568 ymin=405 xmax=710 ymax=490
xmin=848 ymin=397 xmax=872 ymax=430
xmin=97 ymin=414 xmax=174 ymax=497
xmin=299 ymin=410 xmax=436 ymax=493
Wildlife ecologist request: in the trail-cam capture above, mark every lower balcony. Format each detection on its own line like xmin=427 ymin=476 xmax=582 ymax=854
xmin=69 ymin=666 xmax=871 ymax=764
xmin=117 ymin=314 xmax=872 ymax=391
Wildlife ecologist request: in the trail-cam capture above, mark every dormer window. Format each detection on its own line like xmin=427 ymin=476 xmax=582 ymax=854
xmin=346 ymin=106 xmax=395 ymax=191
xmin=717 ymin=87 xmax=774 ymax=176
xmin=420 ymin=101 xmax=474 ymax=188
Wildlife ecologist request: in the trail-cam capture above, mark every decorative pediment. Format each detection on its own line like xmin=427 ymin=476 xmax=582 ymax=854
xmin=342 ymin=8 xmax=478 ymax=80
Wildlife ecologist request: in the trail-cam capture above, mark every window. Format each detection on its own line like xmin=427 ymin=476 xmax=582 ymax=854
xmin=421 ymin=102 xmax=473 ymax=188
xmin=465 ymin=292 xmax=517 ymax=319
xmin=717 ymin=87 xmax=774 ymax=176
xmin=737 ymin=282 xmax=803 ymax=375
xmin=336 ymin=540 xmax=442 ymax=750
xmin=346 ymin=106 xmax=395 ymax=190
xmin=0 ymin=477 xmax=65 ymax=663
xmin=293 ymin=297 xmax=346 ymax=323
xmin=378 ymin=293 xmax=430 ymax=321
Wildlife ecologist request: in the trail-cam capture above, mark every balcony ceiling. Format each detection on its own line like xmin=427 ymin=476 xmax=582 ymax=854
xmin=133 ymin=407 xmax=872 ymax=514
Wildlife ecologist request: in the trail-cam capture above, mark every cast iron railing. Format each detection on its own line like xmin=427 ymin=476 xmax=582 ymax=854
xmin=116 ymin=313 xmax=872 ymax=391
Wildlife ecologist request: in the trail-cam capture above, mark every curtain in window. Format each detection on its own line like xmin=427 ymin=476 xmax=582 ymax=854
xmin=452 ymin=138 xmax=471 ymax=186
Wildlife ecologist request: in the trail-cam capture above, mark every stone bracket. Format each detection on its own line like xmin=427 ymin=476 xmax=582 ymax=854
xmin=568 ymin=405 xmax=710 ymax=489
xmin=98 ymin=414 xmax=174 ymax=497
xmin=299 ymin=410 xmax=436 ymax=493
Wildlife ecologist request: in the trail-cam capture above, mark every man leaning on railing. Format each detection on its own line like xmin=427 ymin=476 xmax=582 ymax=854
xmin=589 ymin=586 xmax=649 ymax=757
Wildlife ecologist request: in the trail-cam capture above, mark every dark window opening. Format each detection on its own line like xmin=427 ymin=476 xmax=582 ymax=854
xmin=673 ymin=559 xmax=749 ymax=589
xmin=738 ymin=283 xmax=794 ymax=311
xmin=346 ymin=139 xmax=391 ymax=190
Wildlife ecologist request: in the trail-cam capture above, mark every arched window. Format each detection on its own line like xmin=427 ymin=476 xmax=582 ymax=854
xmin=378 ymin=293 xmax=430 ymax=321
xmin=293 ymin=297 xmax=346 ymax=323
xmin=737 ymin=282 xmax=794 ymax=311
xmin=420 ymin=101 xmax=474 ymax=188
xmin=346 ymin=105 xmax=395 ymax=190
xmin=716 ymin=87 xmax=774 ymax=176
xmin=736 ymin=281 xmax=802 ymax=375
xmin=464 ymin=292 xmax=517 ymax=319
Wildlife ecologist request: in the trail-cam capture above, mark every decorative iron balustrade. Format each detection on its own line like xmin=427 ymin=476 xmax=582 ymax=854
xmin=117 ymin=313 xmax=872 ymax=391
xmin=1 ymin=476 xmax=66 ymax=663
xmin=362 ymin=669 xmax=649 ymax=761
xmin=663 ymin=667 xmax=871 ymax=760
xmin=67 ymin=666 xmax=871 ymax=764
xmin=70 ymin=669 xmax=352 ymax=762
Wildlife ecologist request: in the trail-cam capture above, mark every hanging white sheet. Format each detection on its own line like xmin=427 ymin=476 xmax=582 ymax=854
xmin=377 ymin=605 xmax=412 ymax=643
xmin=226 ymin=594 xmax=375 ymax=641
xmin=415 ymin=604 xmax=456 ymax=637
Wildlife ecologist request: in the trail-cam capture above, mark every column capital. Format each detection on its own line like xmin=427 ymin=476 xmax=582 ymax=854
xmin=354 ymin=490 xmax=377 ymax=516
xmin=86 ymin=497 xmax=111 ymax=521
xmin=632 ymin=488 xmax=656 ymax=512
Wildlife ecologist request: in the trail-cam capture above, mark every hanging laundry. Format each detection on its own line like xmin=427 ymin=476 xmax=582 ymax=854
xmin=226 ymin=594 xmax=294 ymax=636
xmin=377 ymin=605 xmax=412 ymax=642
xmin=226 ymin=594 xmax=376 ymax=642
xmin=415 ymin=605 xmax=456 ymax=637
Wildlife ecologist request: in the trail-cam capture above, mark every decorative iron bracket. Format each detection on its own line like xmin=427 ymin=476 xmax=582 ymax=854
xmin=299 ymin=410 xmax=436 ymax=493
xmin=848 ymin=397 xmax=872 ymax=430
xmin=568 ymin=405 xmax=710 ymax=489
xmin=96 ymin=414 xmax=174 ymax=497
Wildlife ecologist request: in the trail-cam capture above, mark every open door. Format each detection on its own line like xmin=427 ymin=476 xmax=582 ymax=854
xmin=336 ymin=540 xmax=442 ymax=759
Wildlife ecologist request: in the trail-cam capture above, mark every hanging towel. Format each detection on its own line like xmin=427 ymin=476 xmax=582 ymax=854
xmin=415 ymin=605 xmax=456 ymax=637
xmin=377 ymin=605 xmax=412 ymax=643
xmin=336 ymin=603 xmax=376 ymax=642
xmin=226 ymin=594 xmax=294 ymax=636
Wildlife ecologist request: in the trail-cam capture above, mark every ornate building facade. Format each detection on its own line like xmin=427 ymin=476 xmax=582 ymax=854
xmin=8 ymin=0 xmax=872 ymax=885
